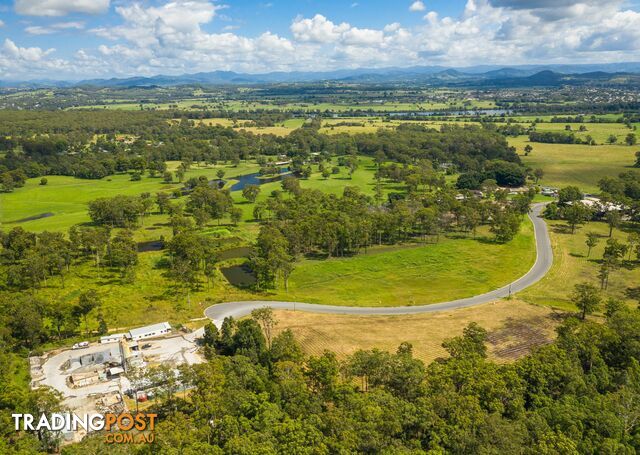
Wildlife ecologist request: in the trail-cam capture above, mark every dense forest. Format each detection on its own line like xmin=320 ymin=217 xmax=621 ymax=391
xmin=0 ymin=111 xmax=520 ymax=193
xmin=33 ymin=303 xmax=640 ymax=454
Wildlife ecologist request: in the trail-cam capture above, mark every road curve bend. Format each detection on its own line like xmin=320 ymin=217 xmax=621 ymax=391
xmin=204 ymin=203 xmax=552 ymax=327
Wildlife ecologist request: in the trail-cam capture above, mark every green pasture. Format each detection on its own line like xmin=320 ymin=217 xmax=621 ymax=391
xmin=268 ymin=219 xmax=535 ymax=307
xmin=520 ymin=220 xmax=640 ymax=311
xmin=514 ymin=136 xmax=636 ymax=192
xmin=0 ymin=161 xmax=260 ymax=233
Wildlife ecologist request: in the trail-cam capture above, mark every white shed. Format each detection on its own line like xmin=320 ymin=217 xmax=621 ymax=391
xmin=100 ymin=333 xmax=126 ymax=344
xmin=128 ymin=322 xmax=171 ymax=341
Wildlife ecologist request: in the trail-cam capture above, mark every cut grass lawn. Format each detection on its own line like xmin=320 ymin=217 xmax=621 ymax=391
xmin=519 ymin=219 xmax=640 ymax=311
xmin=267 ymin=219 xmax=535 ymax=307
xmin=514 ymin=136 xmax=637 ymax=192
xmin=272 ymin=299 xmax=560 ymax=365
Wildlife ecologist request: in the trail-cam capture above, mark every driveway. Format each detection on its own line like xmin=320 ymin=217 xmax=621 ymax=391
xmin=204 ymin=203 xmax=552 ymax=327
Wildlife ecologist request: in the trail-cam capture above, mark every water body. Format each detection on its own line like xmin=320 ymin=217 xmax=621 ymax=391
xmin=229 ymin=169 xmax=289 ymax=192
xmin=137 ymin=240 xmax=164 ymax=253
xmin=218 ymin=247 xmax=253 ymax=261
xmin=221 ymin=264 xmax=256 ymax=287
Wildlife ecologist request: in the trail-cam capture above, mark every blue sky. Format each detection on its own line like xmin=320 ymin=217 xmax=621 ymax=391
xmin=1 ymin=0 xmax=640 ymax=80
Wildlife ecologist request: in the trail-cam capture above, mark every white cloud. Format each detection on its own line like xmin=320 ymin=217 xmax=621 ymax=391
xmin=25 ymin=21 xmax=84 ymax=35
xmin=15 ymin=0 xmax=110 ymax=17
xmin=409 ymin=1 xmax=426 ymax=12
xmin=3 ymin=0 xmax=640 ymax=79
xmin=2 ymin=38 xmax=54 ymax=61
xmin=0 ymin=20 xmax=4 ymax=27
xmin=290 ymin=14 xmax=350 ymax=43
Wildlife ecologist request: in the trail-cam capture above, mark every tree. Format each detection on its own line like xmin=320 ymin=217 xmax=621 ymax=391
xmin=202 ymin=322 xmax=219 ymax=348
xmin=216 ymin=169 xmax=226 ymax=180
xmin=175 ymin=168 xmax=185 ymax=182
xmin=251 ymin=307 xmax=278 ymax=349
xmin=558 ymin=186 xmax=583 ymax=204
xmin=562 ymin=202 xmax=591 ymax=234
xmin=242 ymin=184 xmax=260 ymax=203
xmin=490 ymin=209 xmax=521 ymax=243
xmin=108 ymin=230 xmax=138 ymax=280
xmin=156 ymin=192 xmax=171 ymax=214
xmin=281 ymin=176 xmax=301 ymax=195
xmin=230 ymin=207 xmax=243 ymax=225
xmin=604 ymin=238 xmax=628 ymax=264
xmin=627 ymin=232 xmax=640 ymax=260
xmin=626 ymin=133 xmax=637 ymax=146
xmin=322 ymin=168 xmax=331 ymax=180
xmin=125 ymin=366 xmax=148 ymax=414
xmin=74 ymin=289 xmax=101 ymax=334
xmin=251 ymin=224 xmax=295 ymax=290
xmin=39 ymin=177 xmax=48 ymax=186
xmin=163 ymin=171 xmax=173 ymax=183
xmin=608 ymin=134 xmax=618 ymax=144
xmin=572 ymin=282 xmax=601 ymax=320
xmin=524 ymin=144 xmax=533 ymax=156
xmin=605 ymin=210 xmax=622 ymax=237
xmin=8 ymin=295 xmax=46 ymax=348
xmin=442 ymin=322 xmax=488 ymax=359
xmin=270 ymin=329 xmax=304 ymax=363
xmin=533 ymin=168 xmax=544 ymax=184
xmin=231 ymin=319 xmax=267 ymax=364
xmin=586 ymin=232 xmax=599 ymax=257
xmin=88 ymin=195 xmax=143 ymax=228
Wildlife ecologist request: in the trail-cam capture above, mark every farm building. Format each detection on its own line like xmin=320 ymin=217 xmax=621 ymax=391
xmin=100 ymin=333 xmax=126 ymax=344
xmin=127 ymin=322 xmax=171 ymax=341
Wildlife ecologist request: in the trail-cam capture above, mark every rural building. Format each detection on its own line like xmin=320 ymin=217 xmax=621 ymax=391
xmin=77 ymin=346 xmax=121 ymax=367
xmin=127 ymin=322 xmax=171 ymax=341
xmin=100 ymin=333 xmax=126 ymax=344
xmin=69 ymin=370 xmax=104 ymax=388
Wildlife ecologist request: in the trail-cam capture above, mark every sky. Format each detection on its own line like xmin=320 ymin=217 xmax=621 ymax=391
xmin=1 ymin=0 xmax=640 ymax=80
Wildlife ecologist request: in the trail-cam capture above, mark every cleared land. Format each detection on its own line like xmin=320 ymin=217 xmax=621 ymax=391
xmin=79 ymin=99 xmax=496 ymax=112
xmin=515 ymin=136 xmax=636 ymax=192
xmin=269 ymin=219 xmax=536 ymax=306
xmin=272 ymin=299 xmax=561 ymax=364
xmin=0 ymin=161 xmax=259 ymax=233
xmin=519 ymin=219 xmax=640 ymax=311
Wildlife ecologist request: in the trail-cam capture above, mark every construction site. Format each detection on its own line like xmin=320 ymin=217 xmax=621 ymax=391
xmin=28 ymin=322 xmax=205 ymax=443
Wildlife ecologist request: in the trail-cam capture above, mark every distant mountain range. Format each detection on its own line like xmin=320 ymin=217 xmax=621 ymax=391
xmin=4 ymin=62 xmax=640 ymax=88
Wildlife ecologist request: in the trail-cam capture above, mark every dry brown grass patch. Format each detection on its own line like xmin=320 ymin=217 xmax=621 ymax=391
xmin=273 ymin=299 xmax=562 ymax=365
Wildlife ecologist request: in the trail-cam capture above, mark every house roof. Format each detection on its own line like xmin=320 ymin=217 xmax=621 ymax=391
xmin=128 ymin=322 xmax=171 ymax=338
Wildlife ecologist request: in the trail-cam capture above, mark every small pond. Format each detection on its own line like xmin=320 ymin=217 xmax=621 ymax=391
xmin=137 ymin=240 xmax=164 ymax=253
xmin=218 ymin=247 xmax=253 ymax=261
xmin=221 ymin=264 xmax=256 ymax=287
xmin=229 ymin=168 xmax=290 ymax=192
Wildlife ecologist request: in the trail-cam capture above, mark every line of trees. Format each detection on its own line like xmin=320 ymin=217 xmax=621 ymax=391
xmin=60 ymin=301 xmax=640 ymax=454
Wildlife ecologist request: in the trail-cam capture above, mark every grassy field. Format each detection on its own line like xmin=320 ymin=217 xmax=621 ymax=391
xmin=272 ymin=299 xmax=560 ymax=364
xmin=532 ymin=122 xmax=635 ymax=145
xmin=0 ymin=161 xmax=260 ymax=233
xmin=514 ymin=136 xmax=636 ymax=192
xmin=31 ymin=250 xmax=257 ymax=332
xmin=519 ymin=220 xmax=640 ymax=311
xmin=268 ymin=219 xmax=535 ymax=306
xmin=77 ymin=99 xmax=497 ymax=112
xmin=230 ymin=156 xmax=398 ymax=223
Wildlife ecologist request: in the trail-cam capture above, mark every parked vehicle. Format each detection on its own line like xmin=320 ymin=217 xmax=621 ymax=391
xmin=72 ymin=341 xmax=89 ymax=350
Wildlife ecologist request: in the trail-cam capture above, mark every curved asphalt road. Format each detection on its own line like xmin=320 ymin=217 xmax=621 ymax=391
xmin=204 ymin=203 xmax=552 ymax=327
